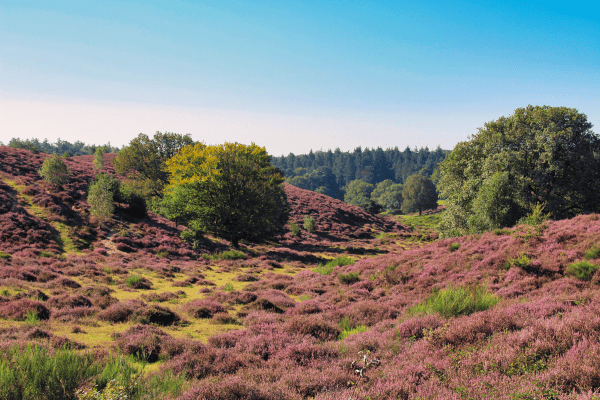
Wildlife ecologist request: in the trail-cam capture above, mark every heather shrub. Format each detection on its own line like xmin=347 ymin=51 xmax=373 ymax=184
xmin=39 ymin=154 xmax=70 ymax=186
xmin=184 ymin=299 xmax=226 ymax=318
xmin=411 ymin=285 xmax=499 ymax=318
xmin=338 ymin=271 xmax=360 ymax=284
xmin=566 ymin=261 xmax=600 ymax=281
xmin=97 ymin=300 xmax=144 ymax=323
xmin=133 ymin=304 xmax=180 ymax=326
xmin=0 ymin=298 xmax=51 ymax=321
xmin=0 ymin=344 xmax=100 ymax=400
xmin=47 ymin=295 xmax=93 ymax=309
xmin=113 ymin=324 xmax=179 ymax=362
xmin=304 ymin=215 xmax=316 ymax=233
xmin=284 ymin=315 xmax=341 ymax=341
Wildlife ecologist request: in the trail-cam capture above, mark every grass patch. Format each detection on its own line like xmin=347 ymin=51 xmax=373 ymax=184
xmin=0 ymin=251 xmax=11 ymax=260
xmin=325 ymin=256 xmax=355 ymax=268
xmin=410 ymin=285 xmax=499 ymax=318
xmin=566 ymin=261 xmax=599 ymax=281
xmin=506 ymin=253 xmax=533 ymax=270
xmin=448 ymin=243 xmax=460 ymax=252
xmin=339 ymin=325 xmax=368 ymax=340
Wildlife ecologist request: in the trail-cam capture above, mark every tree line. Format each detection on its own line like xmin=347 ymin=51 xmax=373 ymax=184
xmin=4 ymin=137 xmax=119 ymax=156
xmin=270 ymin=145 xmax=448 ymax=200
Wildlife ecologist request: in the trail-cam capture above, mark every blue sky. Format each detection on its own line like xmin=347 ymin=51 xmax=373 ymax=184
xmin=1 ymin=0 xmax=598 ymax=155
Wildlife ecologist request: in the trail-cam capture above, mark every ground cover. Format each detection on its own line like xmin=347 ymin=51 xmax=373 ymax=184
xmin=2 ymin=146 xmax=600 ymax=399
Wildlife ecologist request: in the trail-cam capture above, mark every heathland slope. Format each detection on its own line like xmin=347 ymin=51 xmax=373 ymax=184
xmin=1 ymin=145 xmax=600 ymax=399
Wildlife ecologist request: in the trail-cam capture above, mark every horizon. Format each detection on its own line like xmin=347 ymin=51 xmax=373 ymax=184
xmin=1 ymin=1 xmax=598 ymax=156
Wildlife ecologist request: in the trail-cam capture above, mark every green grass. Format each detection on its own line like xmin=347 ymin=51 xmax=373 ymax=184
xmin=448 ymin=243 xmax=460 ymax=252
xmin=410 ymin=285 xmax=499 ymax=318
xmin=0 ymin=251 xmax=11 ymax=260
xmin=566 ymin=261 xmax=599 ymax=281
xmin=506 ymin=253 xmax=534 ymax=270
xmin=339 ymin=325 xmax=368 ymax=340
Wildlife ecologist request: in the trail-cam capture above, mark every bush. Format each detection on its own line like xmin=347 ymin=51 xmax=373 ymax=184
xmin=585 ymin=245 xmax=600 ymax=260
xmin=0 ymin=251 xmax=11 ymax=260
xmin=88 ymin=175 xmax=117 ymax=223
xmin=39 ymin=154 xmax=70 ymax=186
xmin=211 ymin=250 xmax=246 ymax=260
xmin=411 ymin=285 xmax=498 ymax=318
xmin=0 ymin=298 xmax=51 ymax=321
xmin=125 ymin=275 xmax=151 ymax=289
xmin=313 ymin=264 xmax=334 ymax=275
xmin=184 ymin=300 xmax=226 ymax=318
xmin=303 ymin=216 xmax=316 ymax=233
xmin=132 ymin=304 xmax=180 ymax=326
xmin=448 ymin=243 xmax=460 ymax=252
xmin=566 ymin=261 xmax=600 ymax=281
xmin=338 ymin=272 xmax=360 ymax=285
xmin=290 ymin=223 xmax=301 ymax=237
xmin=93 ymin=147 xmax=105 ymax=171
xmin=325 ymin=256 xmax=355 ymax=268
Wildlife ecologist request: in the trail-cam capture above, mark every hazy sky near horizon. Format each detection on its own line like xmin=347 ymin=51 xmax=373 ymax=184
xmin=1 ymin=1 xmax=598 ymax=156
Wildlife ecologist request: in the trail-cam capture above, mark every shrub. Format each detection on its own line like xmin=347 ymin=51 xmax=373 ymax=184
xmin=338 ymin=272 xmax=360 ymax=285
xmin=284 ymin=315 xmax=341 ymax=341
xmin=125 ymin=275 xmax=151 ymax=289
xmin=448 ymin=243 xmax=460 ymax=252
xmin=325 ymin=256 xmax=355 ymax=268
xmin=88 ymin=175 xmax=117 ymax=223
xmin=184 ymin=300 xmax=226 ymax=318
xmin=339 ymin=325 xmax=368 ymax=340
xmin=566 ymin=261 xmax=600 ymax=281
xmin=303 ymin=216 xmax=316 ymax=233
xmin=290 ymin=223 xmax=301 ymax=237
xmin=507 ymin=252 xmax=534 ymax=270
xmin=132 ymin=304 xmax=180 ymax=326
xmin=39 ymin=154 xmax=70 ymax=186
xmin=314 ymin=264 xmax=335 ymax=275
xmin=212 ymin=250 xmax=246 ymax=260
xmin=93 ymin=147 xmax=105 ymax=171
xmin=411 ymin=285 xmax=499 ymax=318
xmin=585 ymin=245 xmax=600 ymax=260
xmin=0 ymin=298 xmax=51 ymax=321
xmin=0 ymin=251 xmax=11 ymax=260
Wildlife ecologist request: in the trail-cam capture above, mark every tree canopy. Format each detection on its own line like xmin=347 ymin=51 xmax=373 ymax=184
xmin=439 ymin=105 xmax=600 ymax=236
xmin=401 ymin=175 xmax=438 ymax=215
xmin=344 ymin=180 xmax=380 ymax=213
xmin=113 ymin=131 xmax=194 ymax=196
xmin=163 ymin=142 xmax=289 ymax=247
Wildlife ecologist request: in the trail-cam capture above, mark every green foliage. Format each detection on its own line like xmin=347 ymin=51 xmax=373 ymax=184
xmin=8 ymin=138 xmax=117 ymax=156
xmin=25 ymin=310 xmax=39 ymax=325
xmin=339 ymin=325 xmax=368 ymax=340
xmin=585 ymin=245 xmax=600 ymax=260
xmin=325 ymin=256 xmax=355 ymax=268
xmin=0 ymin=251 xmax=11 ymax=260
xmin=401 ymin=174 xmax=438 ymax=215
xmin=114 ymin=132 xmax=194 ymax=197
xmin=223 ymin=283 xmax=234 ymax=291
xmin=338 ymin=272 xmax=360 ymax=284
xmin=303 ymin=216 xmax=316 ymax=233
xmin=344 ymin=180 xmax=379 ymax=213
xmin=411 ymin=285 xmax=499 ymax=318
xmin=448 ymin=243 xmax=460 ymax=252
xmin=290 ymin=223 xmax=301 ymax=236
xmin=507 ymin=253 xmax=534 ymax=270
xmin=439 ymin=105 xmax=600 ymax=237
xmin=88 ymin=174 xmax=117 ymax=223
xmin=125 ymin=275 xmax=143 ymax=288
xmin=371 ymin=180 xmax=404 ymax=214
xmin=0 ymin=344 xmax=100 ymax=400
xmin=566 ymin=261 xmax=599 ymax=281
xmin=211 ymin=250 xmax=247 ymax=260
xmin=164 ymin=142 xmax=289 ymax=247
xmin=39 ymin=154 xmax=70 ymax=186
xmin=314 ymin=263 xmax=335 ymax=275
xmin=78 ymin=380 xmax=129 ymax=400
xmin=93 ymin=147 xmax=105 ymax=171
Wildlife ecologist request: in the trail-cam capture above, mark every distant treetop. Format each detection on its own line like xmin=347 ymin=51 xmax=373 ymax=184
xmin=7 ymin=137 xmax=119 ymax=156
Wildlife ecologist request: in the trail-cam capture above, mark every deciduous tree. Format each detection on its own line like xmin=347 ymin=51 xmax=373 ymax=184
xmin=401 ymin=175 xmax=437 ymax=215
xmin=163 ymin=142 xmax=289 ymax=247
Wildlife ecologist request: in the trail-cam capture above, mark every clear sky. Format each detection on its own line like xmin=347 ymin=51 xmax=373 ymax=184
xmin=1 ymin=0 xmax=598 ymax=156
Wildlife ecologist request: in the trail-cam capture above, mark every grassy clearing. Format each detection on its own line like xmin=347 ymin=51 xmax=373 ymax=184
xmin=410 ymin=285 xmax=499 ymax=318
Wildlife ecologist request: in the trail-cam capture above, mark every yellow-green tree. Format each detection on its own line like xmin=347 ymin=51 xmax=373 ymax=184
xmin=163 ymin=142 xmax=289 ymax=247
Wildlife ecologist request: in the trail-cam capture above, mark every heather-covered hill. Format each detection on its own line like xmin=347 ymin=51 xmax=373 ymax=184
xmin=3 ymin=145 xmax=600 ymax=399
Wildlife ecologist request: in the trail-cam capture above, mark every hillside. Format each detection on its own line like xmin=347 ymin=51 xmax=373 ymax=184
xmin=1 ymin=145 xmax=600 ymax=399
